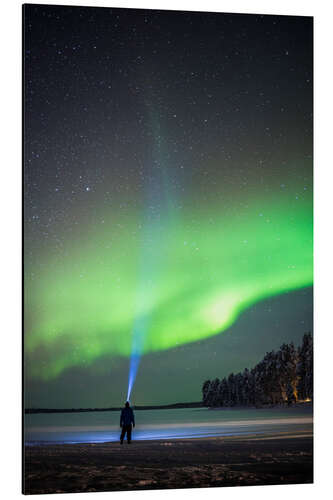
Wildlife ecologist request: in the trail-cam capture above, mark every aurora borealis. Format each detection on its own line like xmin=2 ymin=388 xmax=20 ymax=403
xmin=24 ymin=5 xmax=313 ymax=407
xmin=25 ymin=189 xmax=312 ymax=380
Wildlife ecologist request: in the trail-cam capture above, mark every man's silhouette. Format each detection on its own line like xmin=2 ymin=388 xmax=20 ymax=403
xmin=120 ymin=401 xmax=135 ymax=444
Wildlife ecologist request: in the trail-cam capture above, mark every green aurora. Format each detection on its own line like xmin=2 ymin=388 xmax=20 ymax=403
xmin=25 ymin=185 xmax=313 ymax=380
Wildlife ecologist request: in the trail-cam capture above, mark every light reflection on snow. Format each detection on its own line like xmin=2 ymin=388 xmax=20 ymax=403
xmin=25 ymin=416 xmax=313 ymax=446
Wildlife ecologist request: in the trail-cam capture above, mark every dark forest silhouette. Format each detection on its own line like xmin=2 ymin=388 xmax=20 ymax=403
xmin=202 ymin=333 xmax=313 ymax=407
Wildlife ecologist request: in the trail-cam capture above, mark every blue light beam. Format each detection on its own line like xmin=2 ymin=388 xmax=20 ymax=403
xmin=126 ymin=315 xmax=148 ymax=401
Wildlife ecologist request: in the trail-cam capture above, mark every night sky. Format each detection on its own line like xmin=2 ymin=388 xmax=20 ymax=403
xmin=24 ymin=4 xmax=313 ymax=408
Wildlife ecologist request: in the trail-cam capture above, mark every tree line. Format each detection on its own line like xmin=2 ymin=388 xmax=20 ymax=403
xmin=202 ymin=333 xmax=313 ymax=407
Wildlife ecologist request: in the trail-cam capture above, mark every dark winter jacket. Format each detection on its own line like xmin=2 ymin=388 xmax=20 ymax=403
xmin=120 ymin=407 xmax=135 ymax=426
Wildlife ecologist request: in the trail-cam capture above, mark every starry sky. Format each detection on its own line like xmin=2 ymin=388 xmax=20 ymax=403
xmin=24 ymin=4 xmax=313 ymax=408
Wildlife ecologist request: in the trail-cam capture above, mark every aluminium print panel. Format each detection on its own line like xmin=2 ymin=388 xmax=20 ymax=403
xmin=23 ymin=3 xmax=313 ymax=495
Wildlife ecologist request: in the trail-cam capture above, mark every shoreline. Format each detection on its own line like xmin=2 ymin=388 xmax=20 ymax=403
xmin=24 ymin=402 xmax=203 ymax=414
xmin=25 ymin=401 xmax=312 ymax=415
xmin=24 ymin=432 xmax=313 ymax=494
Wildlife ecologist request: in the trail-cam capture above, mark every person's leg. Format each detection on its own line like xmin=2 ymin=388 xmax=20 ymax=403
xmin=127 ymin=425 xmax=132 ymax=444
xmin=120 ymin=426 xmax=126 ymax=444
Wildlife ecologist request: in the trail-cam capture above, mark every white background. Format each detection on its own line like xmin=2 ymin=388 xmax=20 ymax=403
xmin=1 ymin=0 xmax=332 ymax=498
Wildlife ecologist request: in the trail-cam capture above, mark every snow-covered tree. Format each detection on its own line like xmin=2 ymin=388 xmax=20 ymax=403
xmin=297 ymin=333 xmax=313 ymax=401
xmin=201 ymin=334 xmax=313 ymax=407
xmin=202 ymin=380 xmax=211 ymax=406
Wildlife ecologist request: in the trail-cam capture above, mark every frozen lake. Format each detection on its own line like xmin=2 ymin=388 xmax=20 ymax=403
xmin=24 ymin=405 xmax=313 ymax=445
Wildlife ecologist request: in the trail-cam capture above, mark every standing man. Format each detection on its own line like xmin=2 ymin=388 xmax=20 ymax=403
xmin=120 ymin=401 xmax=135 ymax=444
